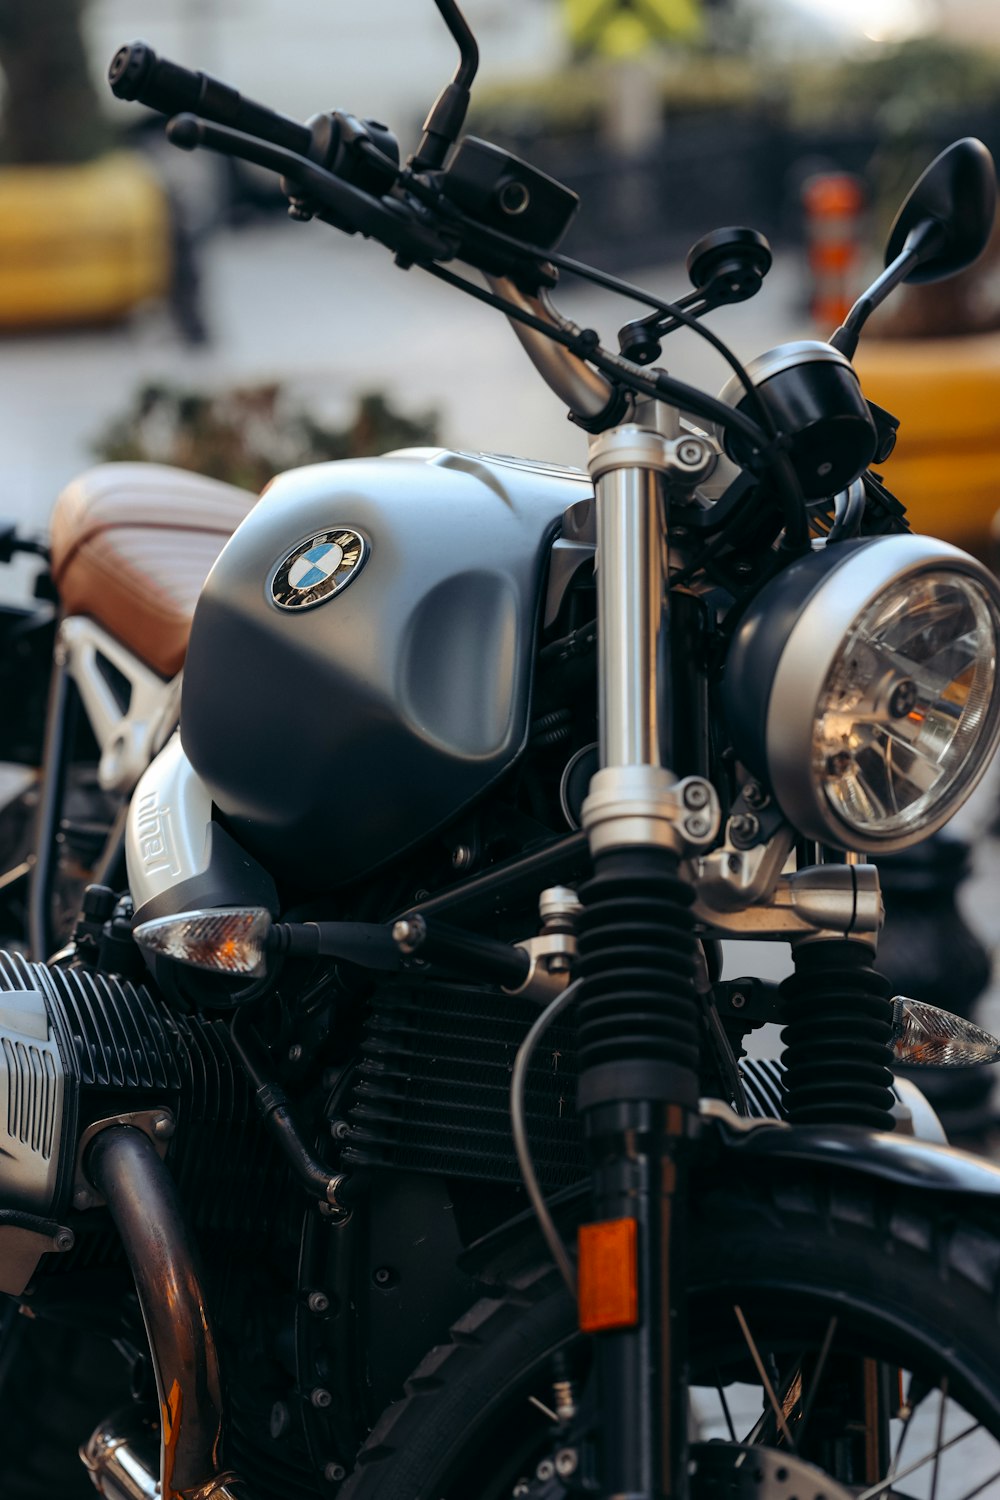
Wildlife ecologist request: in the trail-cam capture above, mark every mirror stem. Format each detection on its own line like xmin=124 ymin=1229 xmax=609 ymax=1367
xmin=829 ymin=221 xmax=946 ymax=359
xmin=411 ymin=0 xmax=479 ymax=172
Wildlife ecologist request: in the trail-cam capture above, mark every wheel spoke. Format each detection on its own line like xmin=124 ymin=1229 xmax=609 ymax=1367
xmin=714 ymin=1375 xmax=737 ymax=1444
xmin=956 ymin=1465 xmax=1000 ymax=1500
xmin=794 ymin=1315 xmax=837 ymax=1447
xmin=879 ymin=1391 xmax=918 ymax=1500
xmin=929 ymin=1378 xmax=948 ymax=1500
xmin=856 ymin=1419 xmax=981 ymax=1500
xmin=733 ymin=1304 xmax=796 ymax=1450
xmin=527 ymin=1395 xmax=557 ymax=1423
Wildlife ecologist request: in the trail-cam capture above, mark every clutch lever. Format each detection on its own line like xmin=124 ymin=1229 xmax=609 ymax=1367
xmin=166 ymin=113 xmax=457 ymax=264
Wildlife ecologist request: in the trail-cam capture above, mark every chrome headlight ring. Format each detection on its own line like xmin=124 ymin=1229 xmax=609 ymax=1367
xmin=723 ymin=534 xmax=1000 ymax=852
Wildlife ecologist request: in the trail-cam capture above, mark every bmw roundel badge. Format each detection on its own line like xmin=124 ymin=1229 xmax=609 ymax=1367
xmin=270 ymin=528 xmax=369 ymax=610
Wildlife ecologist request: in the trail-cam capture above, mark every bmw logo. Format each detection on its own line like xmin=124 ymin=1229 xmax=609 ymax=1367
xmin=270 ymin=528 xmax=369 ymax=610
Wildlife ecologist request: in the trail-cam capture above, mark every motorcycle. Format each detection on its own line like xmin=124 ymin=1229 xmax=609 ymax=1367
xmin=6 ymin=4 xmax=1000 ymax=1498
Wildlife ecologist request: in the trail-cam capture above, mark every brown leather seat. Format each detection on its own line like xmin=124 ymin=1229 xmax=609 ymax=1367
xmin=49 ymin=463 xmax=259 ymax=678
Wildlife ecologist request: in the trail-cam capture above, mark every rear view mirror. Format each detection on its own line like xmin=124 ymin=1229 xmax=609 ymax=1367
xmin=885 ymin=136 xmax=997 ymax=285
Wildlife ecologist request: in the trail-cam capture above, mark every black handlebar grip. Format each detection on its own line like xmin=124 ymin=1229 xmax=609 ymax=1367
xmin=108 ymin=41 xmax=312 ymax=157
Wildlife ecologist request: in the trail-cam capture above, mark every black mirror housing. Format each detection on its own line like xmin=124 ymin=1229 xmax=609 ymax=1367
xmin=885 ymin=137 xmax=997 ymax=286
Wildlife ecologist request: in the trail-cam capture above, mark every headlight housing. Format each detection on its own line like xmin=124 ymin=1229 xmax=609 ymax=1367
xmin=723 ymin=535 xmax=1000 ymax=852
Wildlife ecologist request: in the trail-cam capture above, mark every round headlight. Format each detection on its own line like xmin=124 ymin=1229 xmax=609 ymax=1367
xmin=723 ymin=535 xmax=1000 ymax=852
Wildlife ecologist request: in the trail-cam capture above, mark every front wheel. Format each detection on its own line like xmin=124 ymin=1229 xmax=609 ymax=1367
xmin=344 ymin=1163 xmax=1000 ymax=1500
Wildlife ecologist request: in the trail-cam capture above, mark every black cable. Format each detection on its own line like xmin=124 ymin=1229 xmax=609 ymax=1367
xmin=421 ymin=260 xmax=768 ymax=451
xmin=547 ymin=252 xmax=775 ymax=438
xmin=510 ymin=980 xmax=580 ymax=1296
xmin=421 ymin=260 xmax=809 ymax=551
xmin=403 ymin=170 xmax=773 ymax=433
xmin=162 ymin=113 xmax=808 ymax=548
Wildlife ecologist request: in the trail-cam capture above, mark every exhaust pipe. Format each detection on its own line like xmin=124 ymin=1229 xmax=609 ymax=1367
xmin=82 ymin=1412 xmax=250 ymax=1499
xmin=81 ymin=1411 xmax=160 ymax=1500
xmin=82 ymin=1413 xmax=251 ymax=1499
xmin=82 ymin=1126 xmax=248 ymax=1500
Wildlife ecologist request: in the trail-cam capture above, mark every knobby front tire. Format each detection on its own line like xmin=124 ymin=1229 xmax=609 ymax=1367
xmin=343 ymin=1163 xmax=1000 ymax=1500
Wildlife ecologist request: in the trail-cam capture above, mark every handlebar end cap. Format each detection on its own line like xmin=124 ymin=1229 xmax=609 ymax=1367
xmin=108 ymin=40 xmax=155 ymax=99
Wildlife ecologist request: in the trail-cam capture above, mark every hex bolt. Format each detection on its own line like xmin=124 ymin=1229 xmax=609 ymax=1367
xmin=729 ymin=813 xmax=760 ymax=847
xmin=324 ymin=1463 xmax=346 ymax=1483
xmin=685 ymin=814 xmax=711 ymax=839
xmin=555 ymin=1449 xmax=579 ymax=1477
xmin=329 ymin=1119 xmax=350 ymax=1141
xmin=683 ymin=780 xmax=711 ymax=810
xmin=53 ymin=1229 xmax=75 ymax=1253
xmin=678 ymin=439 xmax=706 ymax=466
xmin=307 ymin=1290 xmax=331 ymax=1315
xmin=392 ymin=918 xmax=422 ymax=953
xmin=729 ymin=992 xmax=748 ymax=1011
xmin=288 ymin=1044 xmax=303 ymax=1063
xmin=311 ymin=1387 xmax=333 ymax=1410
xmin=535 ymin=1459 xmax=555 ymax=1482
xmin=151 ymin=1112 xmax=175 ymax=1140
xmin=742 ymin=780 xmax=770 ymax=810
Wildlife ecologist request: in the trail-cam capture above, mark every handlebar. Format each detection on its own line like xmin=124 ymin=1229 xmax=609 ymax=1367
xmin=486 ymin=276 xmax=617 ymax=424
xmin=109 ymin=40 xmax=313 ymax=158
xmin=166 ymin=114 xmax=454 ymax=263
xmin=105 ymin=38 xmax=786 ymax=500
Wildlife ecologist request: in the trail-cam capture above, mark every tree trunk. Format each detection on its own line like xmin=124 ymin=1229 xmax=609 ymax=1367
xmin=0 ymin=0 xmax=110 ymax=163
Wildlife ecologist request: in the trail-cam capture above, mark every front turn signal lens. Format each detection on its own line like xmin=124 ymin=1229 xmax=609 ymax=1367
xmin=891 ymin=996 xmax=1000 ymax=1067
xmin=134 ymin=907 xmax=273 ymax=977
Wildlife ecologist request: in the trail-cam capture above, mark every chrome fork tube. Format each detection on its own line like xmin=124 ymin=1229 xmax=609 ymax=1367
xmin=594 ymin=456 xmax=665 ymax=769
xmin=591 ymin=426 xmax=673 ymax=770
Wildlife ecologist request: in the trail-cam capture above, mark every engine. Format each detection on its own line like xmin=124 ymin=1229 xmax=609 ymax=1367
xmin=0 ymin=949 xmax=286 ymax=1297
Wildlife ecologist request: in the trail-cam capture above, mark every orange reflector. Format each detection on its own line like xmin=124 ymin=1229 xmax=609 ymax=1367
xmin=577 ymin=1218 xmax=639 ymax=1333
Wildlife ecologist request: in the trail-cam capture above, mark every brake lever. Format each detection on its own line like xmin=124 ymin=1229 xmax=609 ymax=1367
xmin=166 ymin=113 xmax=457 ymax=264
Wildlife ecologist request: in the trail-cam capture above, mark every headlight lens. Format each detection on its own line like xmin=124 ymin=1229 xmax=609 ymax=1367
xmin=723 ymin=535 xmax=1000 ymax=851
xmin=816 ymin=572 xmax=999 ymax=838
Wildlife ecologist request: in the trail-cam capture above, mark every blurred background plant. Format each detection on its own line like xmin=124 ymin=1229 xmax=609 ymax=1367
xmin=92 ymin=384 xmax=441 ymax=492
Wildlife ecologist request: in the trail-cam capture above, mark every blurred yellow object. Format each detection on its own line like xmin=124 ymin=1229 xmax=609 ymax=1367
xmin=0 ymin=150 xmax=171 ymax=329
xmin=857 ymin=335 xmax=1000 ymax=556
xmin=564 ymin=0 xmax=701 ymax=56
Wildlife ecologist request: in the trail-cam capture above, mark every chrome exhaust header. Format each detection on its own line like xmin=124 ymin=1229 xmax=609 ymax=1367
xmin=81 ymin=1412 xmax=160 ymax=1500
xmin=82 ymin=1410 xmax=250 ymax=1500
xmin=82 ymin=1126 xmax=249 ymax=1500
